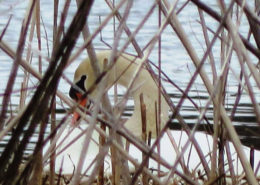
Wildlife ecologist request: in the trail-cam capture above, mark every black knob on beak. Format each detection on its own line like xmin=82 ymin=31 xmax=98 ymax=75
xmin=69 ymin=75 xmax=87 ymax=100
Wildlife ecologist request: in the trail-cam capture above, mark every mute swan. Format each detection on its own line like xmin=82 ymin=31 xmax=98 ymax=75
xmin=69 ymin=50 xmax=169 ymax=138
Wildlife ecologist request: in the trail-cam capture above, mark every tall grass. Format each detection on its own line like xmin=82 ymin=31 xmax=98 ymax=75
xmin=0 ymin=0 xmax=260 ymax=184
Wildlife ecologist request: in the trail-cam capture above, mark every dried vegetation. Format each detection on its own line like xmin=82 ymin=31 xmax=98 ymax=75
xmin=0 ymin=0 xmax=260 ymax=184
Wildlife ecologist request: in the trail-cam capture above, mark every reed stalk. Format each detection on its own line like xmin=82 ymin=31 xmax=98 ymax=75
xmin=49 ymin=1 xmax=59 ymax=185
xmin=1 ymin=0 xmax=260 ymax=184
xmin=0 ymin=0 xmax=94 ymax=184
xmin=0 ymin=0 xmax=36 ymax=129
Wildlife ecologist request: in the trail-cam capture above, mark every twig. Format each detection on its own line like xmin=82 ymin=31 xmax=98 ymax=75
xmin=190 ymin=0 xmax=260 ymax=60
xmin=0 ymin=15 xmax=12 ymax=41
xmin=0 ymin=0 xmax=94 ymax=183
xmin=0 ymin=0 xmax=36 ymax=129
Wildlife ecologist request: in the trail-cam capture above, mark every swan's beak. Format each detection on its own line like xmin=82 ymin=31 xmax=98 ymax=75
xmin=71 ymin=92 xmax=87 ymax=125
xmin=69 ymin=75 xmax=88 ymax=125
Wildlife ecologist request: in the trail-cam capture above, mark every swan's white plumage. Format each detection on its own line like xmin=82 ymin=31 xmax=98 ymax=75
xmin=73 ymin=50 xmax=170 ymax=137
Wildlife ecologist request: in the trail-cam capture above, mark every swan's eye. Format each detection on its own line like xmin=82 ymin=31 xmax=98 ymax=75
xmin=69 ymin=75 xmax=87 ymax=100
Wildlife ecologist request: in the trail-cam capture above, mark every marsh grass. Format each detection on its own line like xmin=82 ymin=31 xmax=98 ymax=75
xmin=0 ymin=0 xmax=260 ymax=184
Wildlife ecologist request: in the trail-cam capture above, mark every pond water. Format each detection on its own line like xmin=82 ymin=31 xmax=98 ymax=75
xmin=0 ymin=0 xmax=260 ymax=178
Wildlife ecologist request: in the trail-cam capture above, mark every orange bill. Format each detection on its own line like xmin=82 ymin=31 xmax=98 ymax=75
xmin=71 ymin=93 xmax=88 ymax=125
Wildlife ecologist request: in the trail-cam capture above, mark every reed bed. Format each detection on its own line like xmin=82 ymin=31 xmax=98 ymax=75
xmin=0 ymin=0 xmax=260 ymax=184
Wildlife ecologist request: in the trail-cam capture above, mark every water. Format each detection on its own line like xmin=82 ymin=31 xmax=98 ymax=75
xmin=0 ymin=0 xmax=260 ymax=177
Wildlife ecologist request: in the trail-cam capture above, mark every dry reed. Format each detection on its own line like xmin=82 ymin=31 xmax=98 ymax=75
xmin=0 ymin=0 xmax=260 ymax=185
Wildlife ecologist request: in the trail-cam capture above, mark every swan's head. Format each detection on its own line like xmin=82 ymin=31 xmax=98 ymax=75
xmin=69 ymin=60 xmax=93 ymax=124
xmin=69 ymin=52 xmax=110 ymax=124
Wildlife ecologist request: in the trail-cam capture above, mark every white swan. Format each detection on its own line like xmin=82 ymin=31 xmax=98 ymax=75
xmin=69 ymin=50 xmax=169 ymax=138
